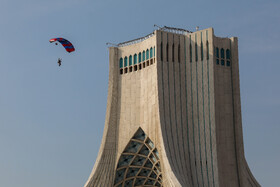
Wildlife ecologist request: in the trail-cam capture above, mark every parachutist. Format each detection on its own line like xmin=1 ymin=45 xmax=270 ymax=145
xmin=57 ymin=58 xmax=62 ymax=66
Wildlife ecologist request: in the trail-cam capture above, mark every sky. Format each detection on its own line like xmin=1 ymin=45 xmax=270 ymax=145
xmin=0 ymin=0 xmax=279 ymax=186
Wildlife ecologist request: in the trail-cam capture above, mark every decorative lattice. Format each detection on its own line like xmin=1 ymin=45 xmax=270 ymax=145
xmin=114 ymin=128 xmax=163 ymax=187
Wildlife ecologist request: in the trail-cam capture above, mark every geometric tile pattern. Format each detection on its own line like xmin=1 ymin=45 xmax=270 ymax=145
xmin=114 ymin=128 xmax=163 ymax=187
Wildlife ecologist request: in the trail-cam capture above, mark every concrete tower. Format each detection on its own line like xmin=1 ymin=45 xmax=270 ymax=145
xmin=84 ymin=27 xmax=260 ymax=187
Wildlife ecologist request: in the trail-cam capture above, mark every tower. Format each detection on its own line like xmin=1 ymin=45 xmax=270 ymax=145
xmin=84 ymin=27 xmax=260 ymax=187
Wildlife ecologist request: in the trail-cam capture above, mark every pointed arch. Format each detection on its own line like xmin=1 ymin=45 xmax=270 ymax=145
xmin=114 ymin=128 xmax=162 ymax=187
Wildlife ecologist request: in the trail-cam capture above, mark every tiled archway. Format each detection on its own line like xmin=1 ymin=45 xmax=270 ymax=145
xmin=114 ymin=128 xmax=163 ymax=187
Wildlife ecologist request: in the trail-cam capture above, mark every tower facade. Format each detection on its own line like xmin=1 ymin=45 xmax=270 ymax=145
xmin=85 ymin=27 xmax=260 ymax=187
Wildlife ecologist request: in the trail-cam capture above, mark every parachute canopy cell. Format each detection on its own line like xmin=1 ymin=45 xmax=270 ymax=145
xmin=49 ymin=38 xmax=75 ymax=53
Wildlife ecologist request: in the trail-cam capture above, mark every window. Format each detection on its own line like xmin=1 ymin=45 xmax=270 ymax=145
xmin=221 ymin=59 xmax=225 ymax=66
xmin=129 ymin=55 xmax=132 ymax=66
xmin=134 ymin=54 xmax=137 ymax=65
xmin=166 ymin=43 xmax=169 ymax=61
xmin=226 ymin=61 xmax=230 ymax=66
xmin=216 ymin=59 xmax=219 ymax=65
xmin=124 ymin=56 xmax=128 ymax=67
xmin=201 ymin=42 xmax=203 ymax=61
xmin=143 ymin=51 xmax=145 ymax=61
xmin=206 ymin=41 xmax=209 ymax=60
xmin=216 ymin=47 xmax=219 ymax=58
xmin=150 ymin=47 xmax=153 ymax=58
xmin=190 ymin=43 xmax=192 ymax=62
xmin=172 ymin=44 xmax=174 ymax=62
xmin=195 ymin=42 xmax=198 ymax=62
xmin=119 ymin=58 xmax=123 ymax=68
xmin=221 ymin=48 xmax=225 ymax=59
xmin=154 ymin=46 xmax=155 ymax=57
xmin=160 ymin=43 xmax=163 ymax=61
xmin=138 ymin=52 xmax=142 ymax=63
xmin=178 ymin=44 xmax=180 ymax=63
xmin=226 ymin=49 xmax=230 ymax=59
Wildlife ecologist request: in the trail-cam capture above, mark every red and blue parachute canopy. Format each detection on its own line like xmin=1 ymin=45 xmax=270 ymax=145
xmin=49 ymin=38 xmax=75 ymax=53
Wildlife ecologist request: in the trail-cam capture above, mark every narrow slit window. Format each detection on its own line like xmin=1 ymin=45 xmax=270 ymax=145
xmin=226 ymin=61 xmax=230 ymax=66
xmin=226 ymin=49 xmax=230 ymax=59
xmin=119 ymin=58 xmax=123 ymax=68
xmin=206 ymin=41 xmax=209 ymax=60
xmin=138 ymin=52 xmax=142 ymax=63
xmin=201 ymin=42 xmax=204 ymax=61
xmin=129 ymin=55 xmax=132 ymax=66
xmin=172 ymin=44 xmax=174 ymax=62
xmin=190 ymin=43 xmax=192 ymax=62
xmin=166 ymin=43 xmax=169 ymax=61
xmin=134 ymin=54 xmax=137 ymax=64
xmin=216 ymin=47 xmax=219 ymax=58
xmin=124 ymin=56 xmax=128 ymax=67
xmin=195 ymin=42 xmax=198 ymax=62
xmin=146 ymin=49 xmax=149 ymax=59
xmin=150 ymin=47 xmax=153 ymax=58
xmin=160 ymin=43 xmax=163 ymax=61
xmin=178 ymin=44 xmax=180 ymax=63
xmin=143 ymin=51 xmax=145 ymax=61
xmin=221 ymin=48 xmax=225 ymax=59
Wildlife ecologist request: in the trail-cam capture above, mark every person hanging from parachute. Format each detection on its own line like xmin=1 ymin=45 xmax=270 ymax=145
xmin=49 ymin=38 xmax=75 ymax=66
xmin=57 ymin=58 xmax=62 ymax=66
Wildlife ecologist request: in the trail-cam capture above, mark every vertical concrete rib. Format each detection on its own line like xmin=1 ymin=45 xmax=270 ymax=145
xmin=159 ymin=31 xmax=177 ymax=178
xmin=207 ymin=30 xmax=215 ymax=187
xmin=201 ymin=31 xmax=210 ymax=187
xmin=166 ymin=33 xmax=181 ymax=178
xmin=184 ymin=35 xmax=195 ymax=186
xmin=190 ymin=35 xmax=200 ymax=187
xmin=173 ymin=34 xmax=189 ymax=186
xmin=196 ymin=33 xmax=205 ymax=187
xmin=176 ymin=34 xmax=191 ymax=186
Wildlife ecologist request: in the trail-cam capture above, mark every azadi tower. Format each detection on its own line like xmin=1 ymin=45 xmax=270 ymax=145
xmin=84 ymin=27 xmax=260 ymax=187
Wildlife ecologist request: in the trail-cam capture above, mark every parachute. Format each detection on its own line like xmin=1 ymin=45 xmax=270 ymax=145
xmin=49 ymin=38 xmax=75 ymax=53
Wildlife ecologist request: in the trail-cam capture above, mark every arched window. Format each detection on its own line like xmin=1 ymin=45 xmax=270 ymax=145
xmin=216 ymin=47 xmax=219 ymax=58
xmin=166 ymin=43 xmax=169 ymax=61
xmin=150 ymin=47 xmax=153 ymax=58
xmin=134 ymin=54 xmax=137 ymax=65
xmin=221 ymin=48 xmax=225 ymax=59
xmin=178 ymin=44 xmax=180 ymax=62
xmin=226 ymin=49 xmax=230 ymax=59
xmin=172 ymin=44 xmax=174 ymax=62
xmin=146 ymin=49 xmax=149 ymax=59
xmin=201 ymin=42 xmax=204 ymax=61
xmin=119 ymin=58 xmax=123 ymax=68
xmin=138 ymin=52 xmax=142 ymax=63
xmin=129 ymin=55 xmax=132 ymax=66
xmin=124 ymin=56 xmax=128 ymax=67
xmin=143 ymin=51 xmax=146 ymax=61
xmin=154 ymin=46 xmax=155 ymax=57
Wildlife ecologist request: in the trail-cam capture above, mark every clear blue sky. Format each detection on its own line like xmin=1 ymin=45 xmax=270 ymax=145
xmin=0 ymin=0 xmax=279 ymax=186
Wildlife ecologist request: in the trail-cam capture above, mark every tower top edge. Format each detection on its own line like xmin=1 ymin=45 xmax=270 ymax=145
xmin=116 ymin=26 xmax=217 ymax=48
